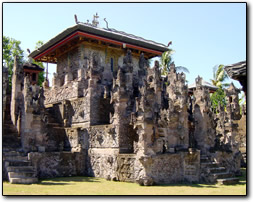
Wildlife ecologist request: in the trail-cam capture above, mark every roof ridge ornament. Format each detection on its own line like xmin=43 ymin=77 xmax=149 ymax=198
xmin=74 ymin=14 xmax=79 ymax=24
xmin=104 ymin=18 xmax=109 ymax=29
xmin=92 ymin=12 xmax=99 ymax=27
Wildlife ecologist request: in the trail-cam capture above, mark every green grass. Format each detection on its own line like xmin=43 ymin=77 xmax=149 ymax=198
xmin=3 ymin=169 xmax=246 ymax=195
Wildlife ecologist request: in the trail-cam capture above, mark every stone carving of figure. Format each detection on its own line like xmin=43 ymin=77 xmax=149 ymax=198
xmin=123 ymin=49 xmax=132 ymax=65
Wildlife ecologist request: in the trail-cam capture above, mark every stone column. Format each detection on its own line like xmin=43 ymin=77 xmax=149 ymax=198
xmin=3 ymin=67 xmax=9 ymax=122
xmin=11 ymin=56 xmax=23 ymax=127
xmin=192 ymin=76 xmax=216 ymax=155
xmin=78 ymin=68 xmax=85 ymax=81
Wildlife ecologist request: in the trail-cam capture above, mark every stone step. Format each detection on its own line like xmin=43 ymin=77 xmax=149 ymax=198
xmin=3 ymin=124 xmax=17 ymax=130
xmin=8 ymin=171 xmax=36 ymax=178
xmin=200 ymin=156 xmax=210 ymax=163
xmin=217 ymin=177 xmax=240 ymax=185
xmin=3 ymin=142 xmax=21 ymax=148
xmin=3 ymin=151 xmax=25 ymax=157
xmin=3 ymin=135 xmax=20 ymax=140
xmin=211 ymin=172 xmax=233 ymax=179
xmin=3 ymin=132 xmax=20 ymax=137
xmin=7 ymin=166 xmax=35 ymax=172
xmin=3 ymin=155 xmax=28 ymax=161
xmin=2 ymin=147 xmax=23 ymax=153
xmin=47 ymin=122 xmax=61 ymax=127
xmin=9 ymin=177 xmax=38 ymax=184
xmin=5 ymin=160 xmax=31 ymax=167
xmin=3 ymin=119 xmax=13 ymax=125
xmin=209 ymin=167 xmax=226 ymax=174
xmin=3 ymin=137 xmax=21 ymax=144
xmin=201 ymin=162 xmax=219 ymax=168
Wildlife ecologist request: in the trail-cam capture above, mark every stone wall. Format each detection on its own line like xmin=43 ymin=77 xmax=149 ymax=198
xmin=64 ymin=127 xmax=89 ymax=152
xmin=87 ymin=148 xmax=119 ymax=180
xmin=28 ymin=151 xmax=86 ymax=179
xmin=89 ymin=125 xmax=118 ymax=148
xmin=117 ymin=154 xmax=136 ymax=182
xmin=140 ymin=151 xmax=200 ymax=184
xmin=44 ymin=81 xmax=79 ymax=105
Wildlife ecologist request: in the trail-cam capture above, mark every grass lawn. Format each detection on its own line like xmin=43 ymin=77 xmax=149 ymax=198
xmin=3 ymin=168 xmax=246 ymax=195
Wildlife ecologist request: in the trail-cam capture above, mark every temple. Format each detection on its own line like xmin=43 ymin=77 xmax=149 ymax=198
xmin=3 ymin=15 xmax=244 ymax=185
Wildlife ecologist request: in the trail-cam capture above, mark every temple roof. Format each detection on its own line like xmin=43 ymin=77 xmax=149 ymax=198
xmin=188 ymin=79 xmax=218 ymax=92
xmin=23 ymin=63 xmax=44 ymax=72
xmin=224 ymin=60 xmax=246 ymax=80
xmin=29 ymin=23 xmax=169 ymax=61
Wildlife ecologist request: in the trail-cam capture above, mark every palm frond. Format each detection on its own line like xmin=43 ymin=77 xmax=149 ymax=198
xmin=175 ymin=66 xmax=190 ymax=74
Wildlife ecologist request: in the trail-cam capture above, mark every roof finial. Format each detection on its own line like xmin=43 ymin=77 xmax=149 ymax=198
xmin=92 ymin=12 xmax=99 ymax=27
xmin=104 ymin=18 xmax=109 ymax=29
xmin=74 ymin=14 xmax=79 ymax=24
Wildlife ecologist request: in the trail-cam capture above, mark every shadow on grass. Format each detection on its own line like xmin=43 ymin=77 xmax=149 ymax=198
xmin=156 ymin=183 xmax=218 ymax=188
xmin=39 ymin=182 xmax=74 ymax=186
xmin=39 ymin=176 xmax=101 ymax=186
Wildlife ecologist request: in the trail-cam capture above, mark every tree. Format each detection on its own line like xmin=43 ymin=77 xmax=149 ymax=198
xmin=160 ymin=50 xmax=189 ymax=75
xmin=210 ymin=87 xmax=226 ymax=112
xmin=3 ymin=36 xmax=24 ymax=86
xmin=210 ymin=64 xmax=229 ymax=112
xmin=32 ymin=41 xmax=45 ymax=86
xmin=210 ymin=64 xmax=229 ymax=88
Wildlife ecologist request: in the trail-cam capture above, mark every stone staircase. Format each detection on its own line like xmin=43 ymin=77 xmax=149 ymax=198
xmin=200 ymin=155 xmax=239 ymax=185
xmin=3 ymin=101 xmax=38 ymax=184
xmin=43 ymin=106 xmax=69 ymax=151
xmin=3 ymin=151 xmax=38 ymax=184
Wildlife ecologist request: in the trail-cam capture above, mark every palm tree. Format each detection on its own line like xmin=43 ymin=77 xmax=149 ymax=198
xmin=210 ymin=64 xmax=229 ymax=88
xmin=210 ymin=64 xmax=230 ymax=112
xmin=160 ymin=50 xmax=189 ymax=75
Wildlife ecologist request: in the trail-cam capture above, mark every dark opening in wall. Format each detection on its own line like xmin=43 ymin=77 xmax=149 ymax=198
xmin=111 ymin=58 xmax=114 ymax=72
xmin=32 ymin=73 xmax=36 ymax=82
xmin=98 ymin=97 xmax=113 ymax=125
xmin=119 ymin=125 xmax=138 ymax=154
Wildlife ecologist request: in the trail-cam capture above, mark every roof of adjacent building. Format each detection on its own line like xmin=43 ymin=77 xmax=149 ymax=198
xmin=23 ymin=63 xmax=44 ymax=72
xmin=224 ymin=60 xmax=246 ymax=80
xmin=29 ymin=23 xmax=169 ymax=60
xmin=188 ymin=79 xmax=218 ymax=91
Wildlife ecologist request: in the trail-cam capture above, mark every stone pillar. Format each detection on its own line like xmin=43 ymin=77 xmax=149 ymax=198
xmin=111 ymin=50 xmax=135 ymax=153
xmin=11 ymin=56 xmax=24 ymax=127
xmin=193 ymin=76 xmax=216 ymax=155
xmin=52 ymin=73 xmax=60 ymax=89
xmin=78 ymin=68 xmax=85 ymax=81
xmin=21 ymin=76 xmax=46 ymax=153
xmin=224 ymin=83 xmax=241 ymax=153
xmin=3 ymin=67 xmax=9 ymax=122
xmin=64 ymin=71 xmax=73 ymax=85
xmin=164 ymin=63 xmax=189 ymax=149
xmin=42 ymin=79 xmax=49 ymax=89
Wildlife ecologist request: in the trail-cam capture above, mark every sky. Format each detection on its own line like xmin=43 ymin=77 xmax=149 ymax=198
xmin=3 ymin=2 xmax=246 ymax=88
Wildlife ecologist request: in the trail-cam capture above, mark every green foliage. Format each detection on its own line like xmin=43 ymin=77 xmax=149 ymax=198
xmin=210 ymin=87 xmax=226 ymax=113
xmin=37 ymin=71 xmax=45 ymax=87
xmin=160 ymin=49 xmax=173 ymax=75
xmin=209 ymin=64 xmax=231 ymax=112
xmin=3 ymin=36 xmax=24 ymax=87
xmin=3 ymin=37 xmax=45 ymax=87
xmin=210 ymin=64 xmax=229 ymax=88
xmin=160 ymin=50 xmax=189 ymax=75
xmin=32 ymin=40 xmax=45 ymax=86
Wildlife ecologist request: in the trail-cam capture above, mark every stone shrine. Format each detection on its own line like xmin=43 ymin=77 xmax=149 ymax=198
xmin=3 ymin=15 xmax=243 ymax=185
